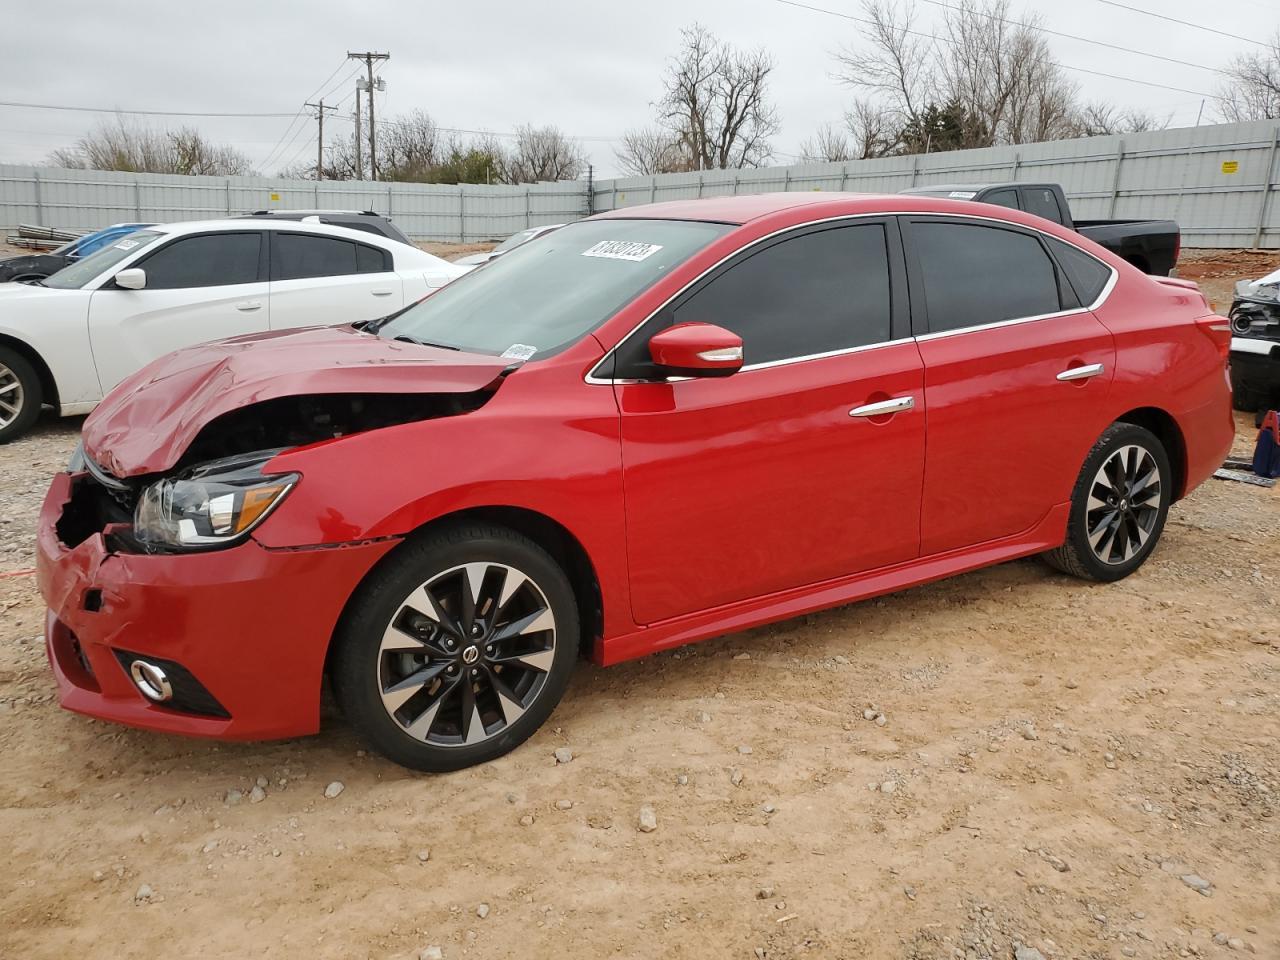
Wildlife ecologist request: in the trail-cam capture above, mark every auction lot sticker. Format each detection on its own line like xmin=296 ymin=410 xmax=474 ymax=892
xmin=582 ymin=240 xmax=663 ymax=261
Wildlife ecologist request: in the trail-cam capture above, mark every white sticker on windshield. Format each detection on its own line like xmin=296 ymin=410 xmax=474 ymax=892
xmin=113 ymin=239 xmax=140 ymax=250
xmin=501 ymin=343 xmax=538 ymax=361
xmin=947 ymin=191 xmax=977 ymax=199
xmin=582 ymin=240 xmax=663 ymax=262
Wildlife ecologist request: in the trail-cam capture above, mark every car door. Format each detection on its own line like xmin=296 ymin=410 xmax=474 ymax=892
xmin=86 ymin=230 xmax=269 ymax=394
xmin=902 ymin=217 xmax=1117 ymax=555
xmin=268 ymin=232 xmax=402 ymax=329
xmin=611 ymin=219 xmax=926 ymax=625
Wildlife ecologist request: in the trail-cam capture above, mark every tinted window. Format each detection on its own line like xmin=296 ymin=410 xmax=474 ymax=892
xmin=668 ymin=224 xmax=892 ymax=367
xmin=983 ymin=189 xmax=1020 ymax=210
xmin=273 ymin=234 xmax=360 ymax=280
xmin=1023 ymin=187 xmax=1064 ymax=224
xmin=137 ymin=233 xmax=261 ymax=289
xmin=1046 ymin=236 xmax=1111 ymax=305
xmin=356 ymin=243 xmax=391 ymax=273
xmin=913 ymin=222 xmax=1060 ymax=333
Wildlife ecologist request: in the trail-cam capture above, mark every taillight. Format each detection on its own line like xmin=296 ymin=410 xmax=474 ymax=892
xmin=1196 ymin=315 xmax=1231 ymax=361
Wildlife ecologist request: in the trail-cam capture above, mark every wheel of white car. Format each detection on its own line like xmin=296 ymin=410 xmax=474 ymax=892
xmin=0 ymin=345 xmax=41 ymax=444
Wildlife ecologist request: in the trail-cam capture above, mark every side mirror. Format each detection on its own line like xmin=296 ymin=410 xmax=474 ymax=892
xmin=648 ymin=322 xmax=744 ymax=378
xmin=114 ymin=268 xmax=147 ymax=290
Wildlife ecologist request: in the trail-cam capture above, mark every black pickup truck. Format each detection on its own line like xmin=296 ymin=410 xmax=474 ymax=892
xmin=900 ymin=181 xmax=1180 ymax=276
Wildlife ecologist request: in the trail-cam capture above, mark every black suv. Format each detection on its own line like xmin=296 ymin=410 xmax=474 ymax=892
xmin=240 ymin=210 xmax=413 ymax=246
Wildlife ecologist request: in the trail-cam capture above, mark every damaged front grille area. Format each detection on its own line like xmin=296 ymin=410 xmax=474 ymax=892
xmin=56 ymin=463 xmax=140 ymax=550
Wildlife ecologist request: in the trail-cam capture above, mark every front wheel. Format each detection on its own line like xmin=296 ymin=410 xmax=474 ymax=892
xmin=1043 ymin=422 xmax=1172 ymax=582
xmin=331 ymin=523 xmax=580 ymax=772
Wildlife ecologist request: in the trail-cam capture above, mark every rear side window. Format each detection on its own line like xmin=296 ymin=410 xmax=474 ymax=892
xmin=983 ymin=189 xmax=1019 ymax=210
xmin=669 ymin=224 xmax=893 ymax=366
xmin=1045 ymin=236 xmax=1111 ymax=305
xmin=912 ymin=222 xmax=1061 ymax=334
xmin=1023 ymin=187 xmax=1065 ymax=224
xmin=139 ymin=233 xmax=261 ymax=289
xmin=273 ymin=234 xmax=387 ymax=279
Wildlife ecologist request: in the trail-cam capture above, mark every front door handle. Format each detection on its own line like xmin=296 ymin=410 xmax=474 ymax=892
xmin=1056 ymin=362 xmax=1104 ymax=382
xmin=849 ymin=396 xmax=915 ymax=418
xmin=371 ymin=289 xmax=394 ymax=297
xmin=235 ymin=300 xmax=262 ymax=312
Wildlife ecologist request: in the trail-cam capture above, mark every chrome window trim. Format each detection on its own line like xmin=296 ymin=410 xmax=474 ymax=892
xmin=585 ymin=210 xmax=1119 ymax=385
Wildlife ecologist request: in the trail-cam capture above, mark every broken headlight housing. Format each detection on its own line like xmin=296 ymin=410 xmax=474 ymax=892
xmin=133 ymin=450 xmax=297 ymax=550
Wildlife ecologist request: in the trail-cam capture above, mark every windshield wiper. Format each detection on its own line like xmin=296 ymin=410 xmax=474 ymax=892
xmin=393 ymin=334 xmax=460 ymax=350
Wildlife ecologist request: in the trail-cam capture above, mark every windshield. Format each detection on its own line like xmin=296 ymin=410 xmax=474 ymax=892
xmin=493 ymin=227 xmax=542 ymax=253
xmin=377 ymin=218 xmax=732 ymax=359
xmin=43 ymin=231 xmax=164 ymax=289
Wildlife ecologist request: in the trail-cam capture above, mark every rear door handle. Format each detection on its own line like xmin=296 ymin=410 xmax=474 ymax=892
xmin=849 ymin=396 xmax=915 ymax=418
xmin=1056 ymin=362 xmax=1104 ymax=382
xmin=235 ymin=300 xmax=262 ymax=312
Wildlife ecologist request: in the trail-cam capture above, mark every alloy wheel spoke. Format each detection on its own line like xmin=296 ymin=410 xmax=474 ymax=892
xmin=0 ymin=381 xmax=18 ymax=396
xmin=489 ymin=669 xmax=527 ymax=725
xmin=404 ymin=584 xmax=463 ymax=639
xmin=492 ymin=606 xmax=555 ymax=642
xmin=403 ymin=673 xmax=464 ymax=740
xmin=381 ymin=661 xmax=450 ymax=713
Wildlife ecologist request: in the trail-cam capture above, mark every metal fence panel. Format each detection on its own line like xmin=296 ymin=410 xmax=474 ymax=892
xmin=3 ymin=119 xmax=1278 ymax=248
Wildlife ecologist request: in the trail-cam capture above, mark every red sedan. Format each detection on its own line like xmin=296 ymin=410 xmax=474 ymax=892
xmin=37 ymin=193 xmax=1233 ymax=771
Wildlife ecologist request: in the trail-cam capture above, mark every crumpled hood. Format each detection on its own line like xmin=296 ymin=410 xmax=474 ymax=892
xmin=83 ymin=324 xmax=513 ymax=477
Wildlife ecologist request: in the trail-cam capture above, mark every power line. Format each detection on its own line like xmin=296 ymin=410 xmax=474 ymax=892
xmin=917 ymin=0 xmax=1227 ymax=74
xmin=260 ymin=58 xmax=354 ymax=174
xmin=0 ymin=99 xmax=294 ymax=118
xmin=1093 ymin=0 xmax=1268 ymax=47
xmin=772 ymin=0 xmax=1216 ymax=97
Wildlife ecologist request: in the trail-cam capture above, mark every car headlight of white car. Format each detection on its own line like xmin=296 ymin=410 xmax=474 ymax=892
xmin=133 ymin=451 xmax=298 ymax=549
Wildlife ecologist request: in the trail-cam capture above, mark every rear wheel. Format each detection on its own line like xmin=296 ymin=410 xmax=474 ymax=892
xmin=331 ymin=523 xmax=579 ymax=772
xmin=1043 ymin=422 xmax=1171 ymax=582
xmin=0 ymin=346 xmax=41 ymax=444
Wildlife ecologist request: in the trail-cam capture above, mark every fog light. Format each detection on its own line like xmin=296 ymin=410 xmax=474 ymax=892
xmin=130 ymin=660 xmax=173 ymax=702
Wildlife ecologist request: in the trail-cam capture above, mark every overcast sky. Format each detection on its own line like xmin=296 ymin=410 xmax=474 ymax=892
xmin=0 ymin=0 xmax=1272 ymax=178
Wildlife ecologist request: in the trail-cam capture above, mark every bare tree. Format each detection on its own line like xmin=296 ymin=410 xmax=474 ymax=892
xmin=799 ymin=123 xmax=854 ymax=163
xmin=505 ymin=124 xmax=586 ymax=182
xmin=615 ymin=126 xmax=692 ymax=175
xmin=1216 ymin=30 xmax=1280 ymax=121
xmin=844 ymin=98 xmax=902 ymax=158
xmin=49 ymin=116 xmax=254 ymax=175
xmin=658 ymin=23 xmax=780 ymax=169
xmin=1070 ymin=101 xmax=1170 ymax=137
xmin=833 ymin=2 xmax=933 ymax=142
xmin=377 ymin=110 xmax=444 ymax=181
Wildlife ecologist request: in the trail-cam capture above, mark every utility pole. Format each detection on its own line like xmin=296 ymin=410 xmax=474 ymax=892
xmin=304 ymin=99 xmax=337 ymax=181
xmin=348 ymin=51 xmax=389 ymax=180
xmin=353 ymin=83 xmax=363 ymax=180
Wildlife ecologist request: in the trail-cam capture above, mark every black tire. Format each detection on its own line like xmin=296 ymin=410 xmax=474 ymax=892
xmin=1043 ymin=422 xmax=1172 ymax=582
xmin=331 ymin=522 xmax=580 ymax=772
xmin=0 ymin=345 xmax=42 ymax=444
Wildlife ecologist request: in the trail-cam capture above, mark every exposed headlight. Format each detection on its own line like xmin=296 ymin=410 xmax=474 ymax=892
xmin=133 ymin=450 xmax=297 ymax=550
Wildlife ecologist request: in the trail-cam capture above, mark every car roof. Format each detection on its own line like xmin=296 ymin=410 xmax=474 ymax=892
xmin=249 ymin=209 xmax=383 ymax=216
xmin=146 ymin=218 xmax=401 ymax=244
xmin=899 ymin=183 xmax=1023 ymax=194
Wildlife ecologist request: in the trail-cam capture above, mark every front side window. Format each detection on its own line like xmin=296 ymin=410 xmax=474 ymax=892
xmin=666 ymin=224 xmax=893 ymax=367
xmin=43 ymin=230 xmax=165 ymax=289
xmin=912 ymin=221 xmax=1061 ymax=334
xmin=376 ymin=218 xmax=732 ymax=359
xmin=139 ymin=233 xmax=262 ymax=289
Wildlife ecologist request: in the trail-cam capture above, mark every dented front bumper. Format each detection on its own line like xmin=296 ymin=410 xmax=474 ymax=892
xmin=36 ymin=472 xmax=398 ymax=741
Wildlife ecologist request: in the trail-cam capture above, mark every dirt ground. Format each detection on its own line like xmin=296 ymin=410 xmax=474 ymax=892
xmin=1 ymin=250 xmax=1279 ymax=960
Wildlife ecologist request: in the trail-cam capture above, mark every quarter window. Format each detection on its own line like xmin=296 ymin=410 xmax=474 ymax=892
xmin=138 ymin=233 xmax=261 ymax=289
xmin=273 ymin=234 xmax=388 ymax=280
xmin=913 ymin=222 xmax=1061 ymax=334
xmin=667 ymin=224 xmax=893 ymax=367
xmin=1045 ymin=236 xmax=1111 ymax=305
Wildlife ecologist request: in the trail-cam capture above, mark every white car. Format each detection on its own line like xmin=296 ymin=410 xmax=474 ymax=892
xmin=454 ymin=223 xmax=565 ymax=266
xmin=0 ymin=219 xmax=467 ymax=441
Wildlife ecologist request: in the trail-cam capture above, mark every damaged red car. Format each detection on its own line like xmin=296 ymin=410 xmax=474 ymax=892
xmin=37 ymin=194 xmax=1234 ymax=771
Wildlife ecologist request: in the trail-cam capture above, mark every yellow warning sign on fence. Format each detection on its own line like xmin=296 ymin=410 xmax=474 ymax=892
xmin=1221 ymin=161 xmax=1239 ymax=174
xmin=270 ymin=192 xmax=280 ymax=201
